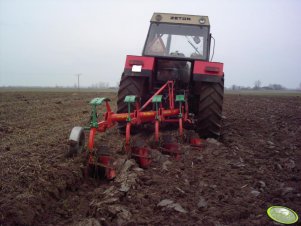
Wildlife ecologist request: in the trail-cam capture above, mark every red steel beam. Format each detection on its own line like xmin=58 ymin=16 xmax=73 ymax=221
xmin=139 ymin=81 xmax=173 ymax=111
xmin=110 ymin=109 xmax=180 ymax=123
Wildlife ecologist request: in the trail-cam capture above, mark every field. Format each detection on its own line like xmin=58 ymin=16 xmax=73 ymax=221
xmin=0 ymin=91 xmax=300 ymax=226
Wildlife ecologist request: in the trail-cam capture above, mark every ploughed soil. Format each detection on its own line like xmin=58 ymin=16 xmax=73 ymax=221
xmin=0 ymin=91 xmax=300 ymax=226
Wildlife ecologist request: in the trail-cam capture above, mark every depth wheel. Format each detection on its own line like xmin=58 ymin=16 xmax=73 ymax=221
xmin=67 ymin=127 xmax=85 ymax=157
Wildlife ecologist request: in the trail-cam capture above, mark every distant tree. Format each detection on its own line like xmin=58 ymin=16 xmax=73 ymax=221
xmin=268 ymin=84 xmax=286 ymax=90
xmin=254 ymin=80 xmax=262 ymax=90
xmin=89 ymin=82 xmax=109 ymax=88
xmin=231 ymin=85 xmax=252 ymax=90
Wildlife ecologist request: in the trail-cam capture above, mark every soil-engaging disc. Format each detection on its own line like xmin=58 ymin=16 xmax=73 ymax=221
xmin=267 ymin=206 xmax=298 ymax=224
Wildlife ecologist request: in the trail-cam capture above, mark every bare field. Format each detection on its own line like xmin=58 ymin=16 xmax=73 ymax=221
xmin=0 ymin=91 xmax=300 ymax=226
xmin=225 ymin=90 xmax=301 ymax=96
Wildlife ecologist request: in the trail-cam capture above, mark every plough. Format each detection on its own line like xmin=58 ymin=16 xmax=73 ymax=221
xmin=68 ymin=80 xmax=203 ymax=179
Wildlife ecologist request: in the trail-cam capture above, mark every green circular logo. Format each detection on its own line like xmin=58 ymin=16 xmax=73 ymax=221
xmin=267 ymin=206 xmax=298 ymax=224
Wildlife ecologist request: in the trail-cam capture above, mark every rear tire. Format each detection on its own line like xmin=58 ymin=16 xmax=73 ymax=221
xmin=196 ymin=79 xmax=224 ymax=138
xmin=117 ymin=75 xmax=147 ymax=133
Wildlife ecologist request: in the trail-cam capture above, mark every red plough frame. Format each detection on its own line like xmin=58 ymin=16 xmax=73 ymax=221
xmin=86 ymin=80 xmax=191 ymax=178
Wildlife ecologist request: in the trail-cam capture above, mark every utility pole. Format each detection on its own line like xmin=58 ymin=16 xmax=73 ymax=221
xmin=75 ymin=73 xmax=82 ymax=91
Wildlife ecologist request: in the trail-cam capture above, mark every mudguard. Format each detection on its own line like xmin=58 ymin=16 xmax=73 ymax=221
xmin=193 ymin=61 xmax=224 ymax=83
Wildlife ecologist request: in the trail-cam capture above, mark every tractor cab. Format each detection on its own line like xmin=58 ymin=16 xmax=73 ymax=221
xmin=143 ymin=13 xmax=211 ymax=61
xmin=142 ymin=13 xmax=211 ymax=85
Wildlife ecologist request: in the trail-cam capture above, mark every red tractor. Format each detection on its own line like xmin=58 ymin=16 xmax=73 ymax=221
xmin=68 ymin=13 xmax=224 ymax=179
xmin=117 ymin=12 xmax=224 ymax=138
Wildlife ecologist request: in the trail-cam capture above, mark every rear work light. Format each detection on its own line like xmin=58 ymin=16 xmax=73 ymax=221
xmin=205 ymin=66 xmax=220 ymax=73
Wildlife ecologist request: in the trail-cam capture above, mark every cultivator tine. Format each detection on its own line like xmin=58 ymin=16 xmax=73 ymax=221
xmin=159 ymin=146 xmax=182 ymax=160
xmin=131 ymin=150 xmax=152 ymax=168
xmin=152 ymin=95 xmax=163 ymax=143
xmin=160 ymin=135 xmax=182 ymax=160
xmin=131 ymin=138 xmax=152 ymax=168
xmin=179 ymin=118 xmax=183 ymax=138
xmin=190 ymin=138 xmax=204 ymax=149
xmin=98 ymin=155 xmax=116 ymax=180
xmin=88 ymin=128 xmax=96 ymax=150
xmin=154 ymin=120 xmax=160 ymax=143
xmin=125 ymin=122 xmax=131 ymax=147
xmin=176 ymin=94 xmax=185 ymax=138
xmin=84 ymin=144 xmax=117 ymax=180
xmin=188 ymin=131 xmax=204 ymax=150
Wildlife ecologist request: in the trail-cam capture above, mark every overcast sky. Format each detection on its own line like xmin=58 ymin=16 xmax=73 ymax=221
xmin=0 ymin=0 xmax=300 ymax=88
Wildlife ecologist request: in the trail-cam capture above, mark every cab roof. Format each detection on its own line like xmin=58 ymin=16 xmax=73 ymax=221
xmin=151 ymin=12 xmax=210 ymax=26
